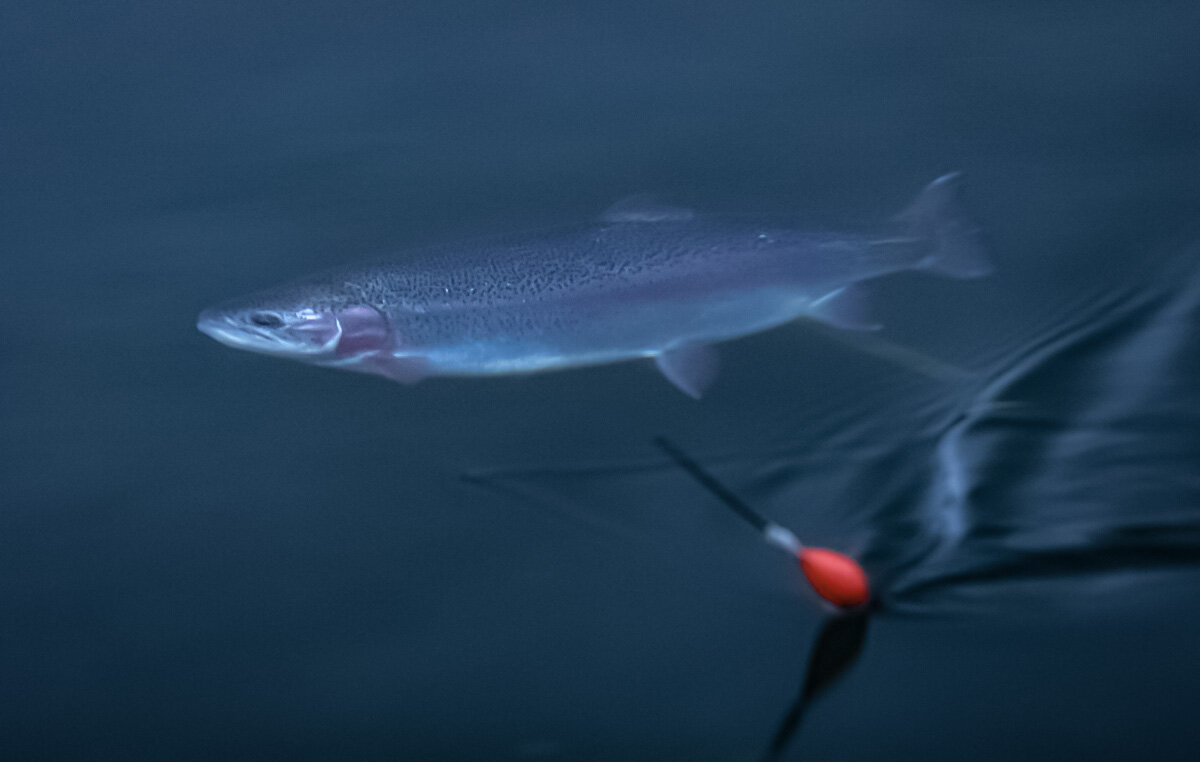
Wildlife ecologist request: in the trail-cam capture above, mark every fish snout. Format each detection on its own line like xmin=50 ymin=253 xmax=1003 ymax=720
xmin=196 ymin=307 xmax=240 ymax=344
xmin=196 ymin=306 xmax=342 ymax=358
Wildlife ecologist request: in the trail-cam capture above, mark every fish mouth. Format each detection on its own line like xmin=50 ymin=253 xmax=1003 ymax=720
xmin=196 ymin=309 xmax=339 ymax=358
xmin=196 ymin=310 xmax=249 ymax=347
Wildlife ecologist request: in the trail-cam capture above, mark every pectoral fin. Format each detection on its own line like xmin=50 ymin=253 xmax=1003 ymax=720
xmin=359 ymin=355 xmax=433 ymax=385
xmin=809 ymin=285 xmax=881 ymax=331
xmin=654 ymin=343 xmax=719 ymax=399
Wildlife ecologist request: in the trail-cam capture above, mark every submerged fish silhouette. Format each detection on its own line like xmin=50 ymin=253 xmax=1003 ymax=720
xmin=197 ymin=174 xmax=990 ymax=396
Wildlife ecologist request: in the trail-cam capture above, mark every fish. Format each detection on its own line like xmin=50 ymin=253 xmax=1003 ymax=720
xmin=196 ymin=173 xmax=991 ymax=397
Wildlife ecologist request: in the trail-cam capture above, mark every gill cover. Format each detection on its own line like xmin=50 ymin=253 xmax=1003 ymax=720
xmin=334 ymin=305 xmax=391 ymax=357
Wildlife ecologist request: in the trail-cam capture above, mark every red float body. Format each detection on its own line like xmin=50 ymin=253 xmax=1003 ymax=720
xmin=798 ymin=548 xmax=870 ymax=608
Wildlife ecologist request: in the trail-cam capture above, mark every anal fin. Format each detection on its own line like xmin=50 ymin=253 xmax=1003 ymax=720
xmin=809 ymin=285 xmax=880 ymax=331
xmin=654 ymin=343 xmax=719 ymax=399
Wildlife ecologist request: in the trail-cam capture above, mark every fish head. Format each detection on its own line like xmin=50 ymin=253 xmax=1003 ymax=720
xmin=197 ymin=289 xmax=392 ymax=362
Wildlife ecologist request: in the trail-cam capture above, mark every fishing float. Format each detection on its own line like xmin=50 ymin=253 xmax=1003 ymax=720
xmin=653 ymin=437 xmax=870 ymax=609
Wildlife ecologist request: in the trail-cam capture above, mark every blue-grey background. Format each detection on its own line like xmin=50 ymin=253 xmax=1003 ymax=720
xmin=4 ymin=2 xmax=1200 ymax=760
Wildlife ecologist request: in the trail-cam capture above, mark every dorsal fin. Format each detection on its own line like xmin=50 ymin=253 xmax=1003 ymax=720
xmin=895 ymin=173 xmax=992 ymax=278
xmin=602 ymin=195 xmax=695 ymax=223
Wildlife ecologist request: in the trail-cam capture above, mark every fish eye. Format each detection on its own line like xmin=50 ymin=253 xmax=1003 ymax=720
xmin=250 ymin=312 xmax=284 ymax=328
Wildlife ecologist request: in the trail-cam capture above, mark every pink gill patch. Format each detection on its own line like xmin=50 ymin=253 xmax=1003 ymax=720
xmin=335 ymin=306 xmax=391 ymax=356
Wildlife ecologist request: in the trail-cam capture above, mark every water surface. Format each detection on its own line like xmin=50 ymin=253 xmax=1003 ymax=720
xmin=4 ymin=2 xmax=1200 ymax=760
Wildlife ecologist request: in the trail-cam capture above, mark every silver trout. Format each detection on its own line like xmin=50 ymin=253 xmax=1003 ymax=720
xmin=197 ymin=174 xmax=990 ymax=397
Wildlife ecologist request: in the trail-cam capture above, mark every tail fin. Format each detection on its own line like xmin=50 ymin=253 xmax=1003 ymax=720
xmin=897 ymin=173 xmax=993 ymax=279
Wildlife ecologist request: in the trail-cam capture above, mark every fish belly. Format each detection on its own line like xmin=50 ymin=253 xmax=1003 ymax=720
xmin=411 ymin=283 xmax=817 ymax=376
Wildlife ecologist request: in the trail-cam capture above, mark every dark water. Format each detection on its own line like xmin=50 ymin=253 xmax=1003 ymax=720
xmin=5 ymin=3 xmax=1200 ymax=760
